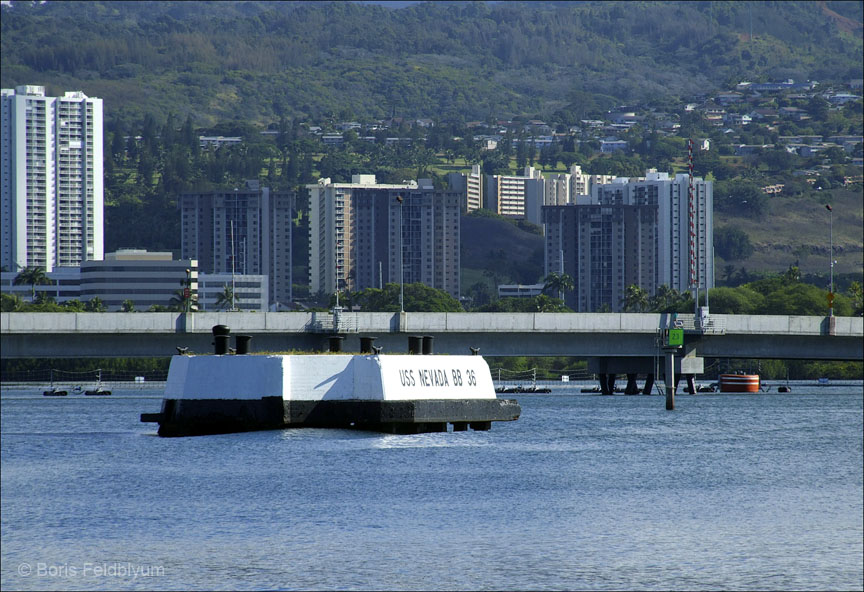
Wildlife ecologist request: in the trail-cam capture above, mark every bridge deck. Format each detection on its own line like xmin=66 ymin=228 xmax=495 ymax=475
xmin=1 ymin=312 xmax=862 ymax=360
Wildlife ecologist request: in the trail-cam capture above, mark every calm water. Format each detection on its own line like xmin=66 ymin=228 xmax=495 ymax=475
xmin=1 ymin=383 xmax=862 ymax=591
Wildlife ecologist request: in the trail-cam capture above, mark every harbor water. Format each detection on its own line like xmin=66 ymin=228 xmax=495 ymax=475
xmin=2 ymin=383 xmax=862 ymax=591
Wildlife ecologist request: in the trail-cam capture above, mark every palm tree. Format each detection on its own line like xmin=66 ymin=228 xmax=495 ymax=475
xmin=168 ymin=290 xmax=186 ymax=312
xmin=13 ymin=266 xmax=51 ymax=302
xmin=215 ymin=284 xmax=235 ymax=311
xmin=650 ymin=284 xmax=678 ymax=312
xmin=1 ymin=293 xmax=23 ymax=312
xmin=542 ymin=272 xmax=575 ymax=301
xmin=621 ymin=284 xmax=649 ymax=313
xmin=121 ymin=299 xmax=136 ymax=312
xmin=534 ymin=294 xmax=567 ymax=313
xmin=84 ymin=297 xmax=106 ymax=312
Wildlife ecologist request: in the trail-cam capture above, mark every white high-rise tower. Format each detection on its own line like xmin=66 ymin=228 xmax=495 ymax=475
xmin=1 ymin=85 xmax=103 ymax=272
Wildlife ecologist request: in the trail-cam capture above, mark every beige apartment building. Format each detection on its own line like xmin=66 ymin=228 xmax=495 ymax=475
xmin=308 ymin=175 xmax=461 ymax=299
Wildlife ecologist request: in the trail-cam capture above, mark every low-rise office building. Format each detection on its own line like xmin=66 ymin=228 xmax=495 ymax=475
xmin=1 ymin=249 xmax=268 ymax=311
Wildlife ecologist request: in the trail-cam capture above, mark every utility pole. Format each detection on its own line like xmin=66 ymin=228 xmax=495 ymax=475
xmin=397 ymin=194 xmax=404 ymax=313
xmin=230 ymin=219 xmax=236 ymax=311
xmin=827 ymin=204 xmax=834 ymax=316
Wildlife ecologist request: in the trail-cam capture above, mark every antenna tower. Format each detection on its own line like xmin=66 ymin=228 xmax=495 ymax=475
xmin=687 ymin=138 xmax=699 ymax=312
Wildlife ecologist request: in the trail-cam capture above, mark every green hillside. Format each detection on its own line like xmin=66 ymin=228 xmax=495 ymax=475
xmin=461 ymin=212 xmax=545 ymax=305
xmin=2 ymin=1 xmax=861 ymax=126
xmin=714 ymin=187 xmax=862 ymax=279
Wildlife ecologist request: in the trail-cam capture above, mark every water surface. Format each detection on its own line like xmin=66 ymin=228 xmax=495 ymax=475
xmin=2 ymin=384 xmax=862 ymax=591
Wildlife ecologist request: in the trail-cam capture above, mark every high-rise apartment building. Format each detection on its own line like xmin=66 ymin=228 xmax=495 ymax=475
xmin=1 ymin=85 xmax=103 ymax=272
xmin=545 ymin=172 xmax=570 ymax=206
xmin=543 ymin=170 xmax=713 ymax=312
xmin=569 ymin=165 xmax=617 ymax=199
xmin=179 ymin=180 xmax=294 ymax=309
xmin=486 ymin=166 xmax=545 ymax=224
xmin=447 ymin=164 xmax=483 ymax=213
xmin=308 ymin=175 xmax=461 ymax=299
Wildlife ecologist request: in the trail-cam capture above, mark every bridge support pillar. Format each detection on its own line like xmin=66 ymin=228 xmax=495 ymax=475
xmin=686 ymin=374 xmax=696 ymax=394
xmin=607 ymin=374 xmax=617 ymax=394
xmin=599 ymin=373 xmax=610 ymax=395
xmin=624 ymin=373 xmax=639 ymax=395
xmin=642 ymin=373 xmax=655 ymax=395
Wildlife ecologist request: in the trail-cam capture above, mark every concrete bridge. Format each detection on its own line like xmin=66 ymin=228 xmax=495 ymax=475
xmin=1 ymin=311 xmax=861 ymax=362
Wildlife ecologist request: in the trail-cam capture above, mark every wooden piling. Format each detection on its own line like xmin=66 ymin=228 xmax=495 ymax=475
xmin=665 ymin=352 xmax=675 ymax=410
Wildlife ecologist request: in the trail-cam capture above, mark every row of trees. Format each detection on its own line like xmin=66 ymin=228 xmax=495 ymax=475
xmin=6 ymin=265 xmax=861 ymax=316
xmin=1 ymin=267 xmax=239 ymax=313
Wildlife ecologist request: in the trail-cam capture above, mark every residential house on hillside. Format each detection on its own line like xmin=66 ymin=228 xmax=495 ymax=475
xmin=779 ymin=135 xmax=823 ymax=144
xmin=735 ymin=144 xmax=773 ymax=156
xmin=600 ymin=138 xmax=629 ymax=153
xmin=750 ymin=108 xmax=779 ymax=121
xmin=703 ymin=107 xmax=725 ymax=126
xmin=199 ymin=136 xmax=242 ymax=149
xmin=779 ymin=107 xmax=811 ymax=121
xmin=827 ymin=135 xmax=864 ymax=153
xmin=524 ymin=120 xmax=552 ymax=134
xmin=716 ymin=91 xmax=744 ymax=105
xmin=747 ymin=80 xmax=817 ymax=92
xmin=723 ymin=113 xmax=752 ymax=127
xmin=608 ymin=112 xmax=643 ymax=125
xmin=827 ymin=93 xmax=861 ymax=105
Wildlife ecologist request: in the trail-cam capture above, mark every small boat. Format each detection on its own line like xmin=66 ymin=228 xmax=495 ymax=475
xmin=719 ymin=374 xmax=760 ymax=393
xmin=777 ymin=385 xmax=792 ymax=393
xmin=521 ymin=385 xmax=551 ymax=393
xmin=817 ymin=377 xmax=829 ymax=385
xmin=85 ymin=388 xmax=112 ymax=396
xmin=696 ymin=383 xmax=717 ymax=393
xmin=84 ymin=371 xmax=111 ymax=395
xmin=42 ymin=370 xmax=67 ymax=396
xmin=495 ymin=385 xmax=521 ymax=393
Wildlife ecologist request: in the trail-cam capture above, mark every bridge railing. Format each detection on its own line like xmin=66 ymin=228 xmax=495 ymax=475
xmin=305 ymin=312 xmax=359 ymax=334
xmin=674 ymin=315 xmax=727 ymax=335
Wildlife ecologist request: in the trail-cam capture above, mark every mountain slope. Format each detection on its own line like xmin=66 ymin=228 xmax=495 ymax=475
xmin=2 ymin=1 xmax=861 ymax=126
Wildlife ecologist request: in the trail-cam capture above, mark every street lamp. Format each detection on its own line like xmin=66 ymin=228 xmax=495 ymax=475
xmin=184 ymin=268 xmax=191 ymax=312
xmin=396 ymin=194 xmax=404 ymax=313
xmin=231 ymin=188 xmax=238 ymax=311
xmin=826 ymin=203 xmax=834 ymax=316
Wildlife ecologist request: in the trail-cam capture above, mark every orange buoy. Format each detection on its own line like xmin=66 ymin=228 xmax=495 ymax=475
xmin=719 ymin=374 xmax=760 ymax=393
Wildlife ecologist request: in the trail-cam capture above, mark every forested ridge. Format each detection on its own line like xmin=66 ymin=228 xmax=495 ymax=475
xmin=2 ymin=1 xmax=862 ymax=125
xmin=1 ymin=0 xmax=862 ymax=308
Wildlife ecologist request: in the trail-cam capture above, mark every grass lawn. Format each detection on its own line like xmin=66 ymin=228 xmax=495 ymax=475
xmin=715 ymin=187 xmax=863 ymax=276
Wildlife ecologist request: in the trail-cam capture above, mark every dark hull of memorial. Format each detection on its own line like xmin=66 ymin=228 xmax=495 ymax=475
xmin=142 ymin=352 xmax=520 ymax=437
